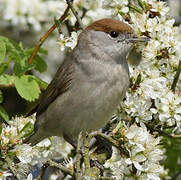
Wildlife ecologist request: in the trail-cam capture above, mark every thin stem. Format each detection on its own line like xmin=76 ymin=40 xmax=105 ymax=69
xmin=37 ymin=164 xmax=48 ymax=180
xmin=75 ymin=132 xmax=82 ymax=179
xmin=90 ymin=131 xmax=120 ymax=149
xmin=66 ymin=0 xmax=84 ymax=29
xmin=27 ymin=6 xmax=70 ymax=64
xmin=171 ymin=59 xmax=181 ymax=92
xmin=46 ymin=159 xmax=73 ymax=176
xmin=83 ymin=134 xmax=91 ymax=169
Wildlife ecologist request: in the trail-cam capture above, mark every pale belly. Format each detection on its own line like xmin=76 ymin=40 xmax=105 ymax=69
xmin=43 ymin=75 xmax=129 ymax=138
xmin=37 ymin=63 xmax=129 ymax=139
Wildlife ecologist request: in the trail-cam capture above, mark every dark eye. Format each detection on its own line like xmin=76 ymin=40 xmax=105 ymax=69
xmin=110 ymin=31 xmax=119 ymax=38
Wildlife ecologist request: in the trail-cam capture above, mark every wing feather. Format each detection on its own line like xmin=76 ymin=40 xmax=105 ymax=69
xmin=26 ymin=55 xmax=74 ymax=117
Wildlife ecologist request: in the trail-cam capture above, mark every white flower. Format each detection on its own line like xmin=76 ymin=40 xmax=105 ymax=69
xmin=103 ymin=0 xmax=129 ymax=15
xmin=57 ymin=31 xmax=78 ymax=51
xmin=0 ymin=171 xmax=12 ymax=179
xmin=66 ymin=32 xmax=78 ymax=49
xmin=13 ymin=144 xmax=35 ymax=163
xmin=0 ymin=0 xmax=66 ymax=31
xmin=106 ymin=124 xmax=166 ymax=179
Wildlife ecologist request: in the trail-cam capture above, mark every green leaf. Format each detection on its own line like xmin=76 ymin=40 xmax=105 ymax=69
xmin=0 ymin=39 xmax=6 ymax=62
xmin=54 ymin=16 xmax=61 ymax=29
xmin=25 ymin=48 xmax=48 ymax=55
xmin=0 ymin=105 xmax=9 ymax=122
xmin=13 ymin=62 xmax=35 ymax=75
xmin=0 ymin=36 xmax=25 ymax=63
xmin=163 ymin=137 xmax=181 ymax=176
xmin=0 ymin=74 xmax=14 ymax=86
xmin=39 ymin=48 xmax=48 ymax=55
xmin=0 ymin=90 xmax=3 ymax=103
xmin=0 ymin=124 xmax=2 ymax=134
xmin=33 ymin=55 xmax=47 ymax=73
xmin=137 ymin=0 xmax=146 ymax=9
xmin=19 ymin=121 xmax=34 ymax=138
xmin=14 ymin=75 xmax=41 ymax=101
xmin=30 ymin=76 xmax=48 ymax=90
xmin=135 ymin=73 xmax=142 ymax=85
xmin=0 ymin=62 xmax=9 ymax=75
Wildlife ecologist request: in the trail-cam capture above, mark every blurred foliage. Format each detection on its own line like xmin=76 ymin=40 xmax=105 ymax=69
xmin=0 ymin=36 xmax=48 ymax=123
xmin=163 ymin=137 xmax=181 ymax=176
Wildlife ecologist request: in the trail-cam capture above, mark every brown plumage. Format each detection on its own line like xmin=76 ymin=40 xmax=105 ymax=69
xmin=86 ymin=18 xmax=133 ymax=34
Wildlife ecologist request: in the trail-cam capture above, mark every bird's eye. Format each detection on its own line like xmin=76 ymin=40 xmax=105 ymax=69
xmin=110 ymin=31 xmax=119 ymax=38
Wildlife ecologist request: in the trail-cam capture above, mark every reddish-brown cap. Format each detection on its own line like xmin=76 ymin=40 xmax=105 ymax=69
xmin=86 ymin=18 xmax=133 ymax=34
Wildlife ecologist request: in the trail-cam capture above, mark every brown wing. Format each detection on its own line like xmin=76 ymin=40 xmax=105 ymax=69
xmin=26 ymin=55 xmax=74 ymax=117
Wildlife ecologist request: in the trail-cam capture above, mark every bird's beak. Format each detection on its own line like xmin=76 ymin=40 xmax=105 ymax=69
xmin=128 ymin=34 xmax=150 ymax=43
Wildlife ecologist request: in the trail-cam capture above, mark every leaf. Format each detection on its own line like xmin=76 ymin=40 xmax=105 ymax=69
xmin=0 ymin=39 xmax=6 ymax=62
xmin=0 ymin=105 xmax=9 ymax=122
xmin=14 ymin=75 xmax=41 ymax=101
xmin=0 ymin=124 xmax=2 ymax=134
xmin=0 ymin=90 xmax=3 ymax=103
xmin=135 ymin=73 xmax=142 ymax=85
xmin=39 ymin=48 xmax=48 ymax=55
xmin=54 ymin=16 xmax=61 ymax=29
xmin=13 ymin=62 xmax=35 ymax=75
xmin=0 ymin=74 xmax=14 ymax=86
xmin=0 ymin=62 xmax=9 ymax=75
xmin=19 ymin=121 xmax=34 ymax=138
xmin=33 ymin=55 xmax=47 ymax=73
xmin=0 ymin=36 xmax=25 ymax=63
xmin=163 ymin=137 xmax=181 ymax=176
xmin=29 ymin=76 xmax=48 ymax=90
xmin=25 ymin=48 xmax=48 ymax=55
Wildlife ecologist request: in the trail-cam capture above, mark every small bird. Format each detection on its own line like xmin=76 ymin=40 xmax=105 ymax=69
xmin=27 ymin=18 xmax=146 ymax=145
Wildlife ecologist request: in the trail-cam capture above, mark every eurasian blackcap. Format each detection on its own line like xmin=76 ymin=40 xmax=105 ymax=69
xmin=27 ymin=18 xmax=146 ymax=145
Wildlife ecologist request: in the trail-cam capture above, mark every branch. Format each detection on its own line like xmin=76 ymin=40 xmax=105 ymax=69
xmin=75 ymin=132 xmax=82 ymax=179
xmin=90 ymin=131 xmax=120 ymax=149
xmin=171 ymin=59 xmax=181 ymax=92
xmin=146 ymin=124 xmax=181 ymax=138
xmin=46 ymin=159 xmax=74 ymax=176
xmin=27 ymin=6 xmax=70 ymax=64
xmin=171 ymin=134 xmax=181 ymax=138
xmin=37 ymin=164 xmax=48 ymax=180
xmin=66 ymin=0 xmax=84 ymax=30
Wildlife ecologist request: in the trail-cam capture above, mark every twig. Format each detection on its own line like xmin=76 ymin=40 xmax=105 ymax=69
xmin=171 ymin=59 xmax=181 ymax=92
xmin=37 ymin=164 xmax=48 ymax=180
xmin=83 ymin=134 xmax=91 ymax=169
xmin=171 ymin=134 xmax=181 ymax=138
xmin=0 ymin=84 xmax=14 ymax=88
xmin=90 ymin=131 xmax=120 ymax=149
xmin=6 ymin=158 xmax=19 ymax=179
xmin=66 ymin=0 xmax=84 ymax=29
xmin=171 ymin=170 xmax=181 ymax=180
xmin=27 ymin=6 xmax=70 ymax=64
xmin=46 ymin=159 xmax=73 ymax=176
xmin=98 ymin=177 xmax=116 ymax=180
xmin=75 ymin=132 xmax=82 ymax=179
xmin=146 ymin=124 xmax=181 ymax=138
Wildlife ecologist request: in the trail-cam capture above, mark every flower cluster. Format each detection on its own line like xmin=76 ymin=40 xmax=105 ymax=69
xmin=0 ymin=116 xmax=72 ymax=179
xmin=0 ymin=0 xmax=66 ymax=31
xmin=103 ymin=0 xmax=129 ymax=15
xmin=0 ymin=116 xmax=35 ymax=179
xmin=0 ymin=116 xmax=35 ymax=150
xmin=0 ymin=0 xmax=181 ymax=179
xmin=116 ymin=0 xmax=181 ymax=130
xmin=58 ymin=31 xmax=78 ymax=51
xmin=105 ymin=124 xmax=168 ymax=180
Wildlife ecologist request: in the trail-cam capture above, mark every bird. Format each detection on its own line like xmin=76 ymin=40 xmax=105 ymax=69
xmin=26 ymin=18 xmax=147 ymax=146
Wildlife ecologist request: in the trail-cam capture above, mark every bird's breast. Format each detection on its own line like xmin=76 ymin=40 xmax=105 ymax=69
xmin=42 ymin=60 xmax=130 ymax=138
